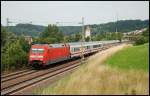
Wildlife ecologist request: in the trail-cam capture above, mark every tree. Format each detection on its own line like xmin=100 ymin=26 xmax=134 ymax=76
xmin=1 ymin=26 xmax=29 ymax=72
xmin=117 ymin=32 xmax=123 ymax=42
xmin=134 ymin=35 xmax=147 ymax=45
xmin=110 ymin=32 xmax=117 ymax=40
xmin=142 ymin=28 xmax=149 ymax=42
xmin=75 ymin=33 xmax=82 ymax=41
xmin=1 ymin=27 xmax=7 ymax=46
xmin=1 ymin=40 xmax=27 ymax=71
xmin=133 ymin=28 xmax=149 ymax=45
xmin=38 ymin=24 xmax=64 ymax=44
xmin=18 ymin=36 xmax=30 ymax=52
xmin=85 ymin=36 xmax=90 ymax=42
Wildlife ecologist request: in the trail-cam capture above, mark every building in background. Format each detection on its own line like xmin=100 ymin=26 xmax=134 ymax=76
xmin=24 ymin=36 xmax=33 ymax=45
xmin=85 ymin=25 xmax=91 ymax=41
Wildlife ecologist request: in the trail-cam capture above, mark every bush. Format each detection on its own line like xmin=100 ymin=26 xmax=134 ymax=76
xmin=134 ymin=36 xmax=147 ymax=45
xmin=1 ymin=39 xmax=28 ymax=71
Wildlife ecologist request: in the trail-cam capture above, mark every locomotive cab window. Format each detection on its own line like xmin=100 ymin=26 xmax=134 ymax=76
xmin=32 ymin=48 xmax=44 ymax=53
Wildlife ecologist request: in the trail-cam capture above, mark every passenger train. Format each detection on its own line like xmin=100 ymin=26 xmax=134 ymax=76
xmin=29 ymin=40 xmax=123 ymax=68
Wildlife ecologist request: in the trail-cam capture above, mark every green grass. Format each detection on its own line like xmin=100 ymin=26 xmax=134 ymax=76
xmin=106 ymin=43 xmax=149 ymax=71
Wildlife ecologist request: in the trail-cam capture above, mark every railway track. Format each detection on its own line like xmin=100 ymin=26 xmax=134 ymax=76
xmin=1 ymin=69 xmax=30 ymax=78
xmin=1 ymin=70 xmax=38 ymax=83
xmin=1 ymin=58 xmax=86 ymax=95
xmin=1 ymin=42 xmax=125 ymax=95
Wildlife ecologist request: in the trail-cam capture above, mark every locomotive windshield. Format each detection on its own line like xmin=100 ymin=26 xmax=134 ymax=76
xmin=32 ymin=48 xmax=44 ymax=53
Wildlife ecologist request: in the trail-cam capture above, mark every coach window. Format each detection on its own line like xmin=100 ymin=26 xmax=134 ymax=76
xmin=71 ymin=48 xmax=74 ymax=52
xmin=93 ymin=45 xmax=97 ymax=48
xmin=86 ymin=46 xmax=89 ymax=49
xmin=74 ymin=47 xmax=80 ymax=52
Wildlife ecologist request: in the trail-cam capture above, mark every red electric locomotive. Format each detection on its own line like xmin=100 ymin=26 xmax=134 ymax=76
xmin=29 ymin=44 xmax=70 ymax=67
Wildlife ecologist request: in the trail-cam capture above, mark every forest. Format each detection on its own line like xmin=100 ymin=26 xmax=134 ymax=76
xmin=4 ymin=19 xmax=149 ymax=37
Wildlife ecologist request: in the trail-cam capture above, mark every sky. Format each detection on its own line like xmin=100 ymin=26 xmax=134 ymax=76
xmin=1 ymin=1 xmax=149 ymax=26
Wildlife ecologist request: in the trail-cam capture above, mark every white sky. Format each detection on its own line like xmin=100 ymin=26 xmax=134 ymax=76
xmin=1 ymin=1 xmax=149 ymax=26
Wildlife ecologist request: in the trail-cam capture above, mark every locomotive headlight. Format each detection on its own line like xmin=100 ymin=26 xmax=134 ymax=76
xmin=30 ymin=55 xmax=35 ymax=58
xmin=30 ymin=55 xmax=43 ymax=58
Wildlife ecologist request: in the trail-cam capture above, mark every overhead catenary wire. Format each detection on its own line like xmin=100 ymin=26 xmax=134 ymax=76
xmin=6 ymin=18 xmax=83 ymax=26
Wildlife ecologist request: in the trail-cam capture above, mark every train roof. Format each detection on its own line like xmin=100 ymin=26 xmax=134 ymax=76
xmin=99 ymin=40 xmax=120 ymax=44
xmin=67 ymin=41 xmax=102 ymax=47
xmin=32 ymin=40 xmax=120 ymax=48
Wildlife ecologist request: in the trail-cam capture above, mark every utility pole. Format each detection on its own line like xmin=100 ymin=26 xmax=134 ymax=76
xmin=116 ymin=20 xmax=118 ymax=33
xmin=116 ymin=13 xmax=118 ymax=40
xmin=6 ymin=18 xmax=9 ymax=27
xmin=81 ymin=17 xmax=85 ymax=62
xmin=82 ymin=17 xmax=85 ymax=42
xmin=6 ymin=18 xmax=11 ymax=30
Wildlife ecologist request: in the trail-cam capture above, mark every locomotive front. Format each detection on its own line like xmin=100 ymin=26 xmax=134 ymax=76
xmin=29 ymin=44 xmax=48 ymax=68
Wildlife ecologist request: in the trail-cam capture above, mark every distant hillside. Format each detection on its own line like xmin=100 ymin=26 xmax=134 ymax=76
xmin=59 ymin=26 xmax=82 ymax=35
xmin=5 ymin=19 xmax=149 ymax=37
xmin=7 ymin=24 xmax=45 ymax=37
xmin=90 ymin=19 xmax=149 ymax=35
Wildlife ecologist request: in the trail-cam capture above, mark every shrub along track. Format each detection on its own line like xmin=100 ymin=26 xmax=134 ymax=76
xmin=1 ymin=42 xmax=126 ymax=95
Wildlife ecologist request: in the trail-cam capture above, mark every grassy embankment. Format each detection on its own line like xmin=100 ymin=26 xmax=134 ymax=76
xmin=35 ymin=43 xmax=149 ymax=95
xmin=106 ymin=43 xmax=149 ymax=71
